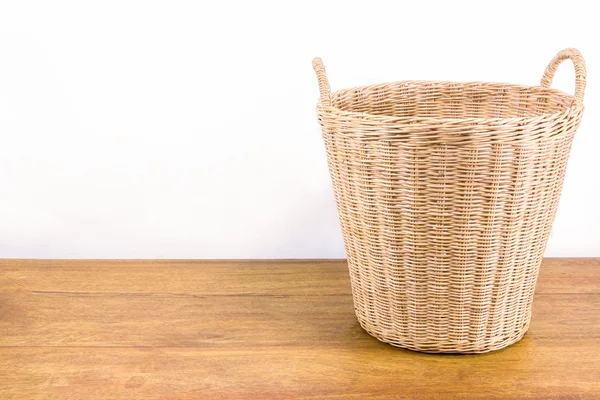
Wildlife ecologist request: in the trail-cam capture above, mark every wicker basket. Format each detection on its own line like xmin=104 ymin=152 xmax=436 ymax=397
xmin=313 ymin=49 xmax=586 ymax=353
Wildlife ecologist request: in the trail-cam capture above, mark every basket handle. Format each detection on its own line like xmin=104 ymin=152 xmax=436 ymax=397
xmin=540 ymin=48 xmax=586 ymax=103
xmin=312 ymin=57 xmax=331 ymax=107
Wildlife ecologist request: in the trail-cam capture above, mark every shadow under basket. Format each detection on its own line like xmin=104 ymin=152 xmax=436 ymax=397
xmin=312 ymin=49 xmax=586 ymax=353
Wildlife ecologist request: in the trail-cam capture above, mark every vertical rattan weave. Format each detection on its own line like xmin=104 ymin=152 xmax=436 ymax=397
xmin=313 ymin=49 xmax=586 ymax=353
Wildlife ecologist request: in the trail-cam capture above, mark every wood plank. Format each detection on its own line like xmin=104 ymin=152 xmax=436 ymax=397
xmin=1 ymin=345 xmax=599 ymax=400
xmin=1 ymin=258 xmax=598 ymax=295
xmin=0 ymin=259 xmax=350 ymax=295
xmin=0 ymin=289 xmax=598 ymax=347
xmin=536 ymin=258 xmax=600 ymax=294
xmin=0 ymin=292 xmax=360 ymax=347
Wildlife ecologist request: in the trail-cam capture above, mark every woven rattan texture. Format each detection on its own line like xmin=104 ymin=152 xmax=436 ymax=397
xmin=313 ymin=49 xmax=585 ymax=353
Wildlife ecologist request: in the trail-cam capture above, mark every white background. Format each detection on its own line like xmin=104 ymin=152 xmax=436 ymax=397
xmin=0 ymin=0 xmax=598 ymax=258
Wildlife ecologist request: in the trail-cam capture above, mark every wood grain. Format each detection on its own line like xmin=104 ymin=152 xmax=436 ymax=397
xmin=0 ymin=258 xmax=599 ymax=399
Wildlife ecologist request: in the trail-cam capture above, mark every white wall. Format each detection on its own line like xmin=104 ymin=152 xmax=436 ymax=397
xmin=0 ymin=0 xmax=598 ymax=258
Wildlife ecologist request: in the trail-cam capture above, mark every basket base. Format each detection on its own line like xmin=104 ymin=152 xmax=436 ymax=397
xmin=356 ymin=315 xmax=529 ymax=354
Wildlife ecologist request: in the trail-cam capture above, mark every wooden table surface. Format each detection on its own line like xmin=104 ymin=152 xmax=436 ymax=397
xmin=0 ymin=259 xmax=599 ymax=399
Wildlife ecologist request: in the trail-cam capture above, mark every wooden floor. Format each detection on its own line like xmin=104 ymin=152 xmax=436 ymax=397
xmin=0 ymin=259 xmax=599 ymax=399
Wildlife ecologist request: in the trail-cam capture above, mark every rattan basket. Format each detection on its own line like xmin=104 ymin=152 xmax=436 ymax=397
xmin=313 ymin=49 xmax=586 ymax=353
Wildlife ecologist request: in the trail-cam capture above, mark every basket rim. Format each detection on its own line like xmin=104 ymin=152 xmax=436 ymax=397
xmin=320 ymin=79 xmax=584 ymax=125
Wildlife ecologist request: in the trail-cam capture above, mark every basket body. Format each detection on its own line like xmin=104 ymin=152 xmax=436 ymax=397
xmin=314 ymin=51 xmax=585 ymax=353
